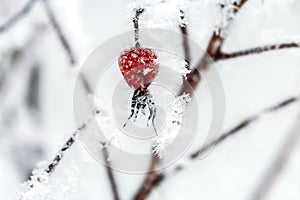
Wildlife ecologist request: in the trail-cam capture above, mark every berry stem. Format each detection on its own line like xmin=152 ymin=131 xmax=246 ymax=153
xmin=133 ymin=8 xmax=145 ymax=48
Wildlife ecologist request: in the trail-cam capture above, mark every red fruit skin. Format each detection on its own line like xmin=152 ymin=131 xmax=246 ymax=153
xmin=118 ymin=48 xmax=159 ymax=90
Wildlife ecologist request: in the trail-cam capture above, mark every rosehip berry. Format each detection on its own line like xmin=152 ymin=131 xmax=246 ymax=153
xmin=118 ymin=48 xmax=159 ymax=90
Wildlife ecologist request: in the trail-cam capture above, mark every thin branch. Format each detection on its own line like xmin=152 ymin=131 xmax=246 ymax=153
xmin=190 ymin=96 xmax=299 ymax=158
xmin=78 ymin=75 xmax=121 ymax=200
xmin=133 ymin=1 xmax=250 ymax=199
xmin=44 ymin=125 xmax=85 ymax=174
xmin=217 ymin=42 xmax=300 ymax=60
xmin=0 ymin=0 xmax=38 ymax=33
xmin=42 ymin=0 xmax=76 ymax=65
xmin=133 ymin=8 xmax=145 ymax=48
xmin=150 ymin=95 xmax=300 ymax=193
xmin=180 ymin=0 xmax=249 ymax=95
xmin=179 ymin=9 xmax=191 ymax=70
xmin=80 ymin=75 xmax=121 ymax=200
xmin=133 ymin=154 xmax=162 ymax=200
xmin=250 ymin=112 xmax=300 ymax=200
xmin=20 ymin=74 xmax=116 ymax=199
xmin=21 ymin=122 xmax=87 ymax=199
xmin=102 ymin=143 xmax=120 ymax=200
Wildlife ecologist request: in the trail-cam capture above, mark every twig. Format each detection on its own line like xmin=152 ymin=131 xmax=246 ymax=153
xmin=133 ymin=154 xmax=162 ymax=200
xmin=20 ymin=122 xmax=87 ymax=199
xmin=44 ymin=125 xmax=85 ymax=174
xmin=133 ymin=1 xmax=250 ymax=199
xmin=133 ymin=8 xmax=145 ymax=48
xmin=0 ymin=0 xmax=38 ymax=33
xmin=42 ymin=0 xmax=76 ymax=65
xmin=179 ymin=9 xmax=191 ymax=70
xmin=217 ymin=42 xmax=300 ymax=60
xmin=102 ymin=143 xmax=120 ymax=200
xmin=78 ymin=75 xmax=121 ymax=200
xmin=180 ymin=0 xmax=249 ymax=95
xmin=79 ymin=75 xmax=121 ymax=200
xmin=190 ymin=96 xmax=299 ymax=158
xmin=250 ymin=112 xmax=300 ymax=200
xmin=20 ymin=73 xmax=117 ymax=199
xmin=148 ymin=95 xmax=300 ymax=193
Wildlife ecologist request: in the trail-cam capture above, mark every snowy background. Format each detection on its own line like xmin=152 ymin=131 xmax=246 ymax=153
xmin=0 ymin=0 xmax=300 ymax=199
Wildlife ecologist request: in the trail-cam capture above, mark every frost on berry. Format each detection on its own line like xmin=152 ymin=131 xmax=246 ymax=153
xmin=118 ymin=48 xmax=159 ymax=129
xmin=118 ymin=48 xmax=159 ymax=90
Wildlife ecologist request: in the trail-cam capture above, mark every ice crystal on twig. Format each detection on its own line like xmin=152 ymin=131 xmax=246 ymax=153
xmin=215 ymin=0 xmax=238 ymax=37
xmin=129 ymin=0 xmax=189 ymax=30
xmin=152 ymin=93 xmax=191 ymax=158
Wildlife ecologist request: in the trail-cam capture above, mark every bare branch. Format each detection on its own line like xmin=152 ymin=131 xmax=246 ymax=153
xmin=135 ymin=95 xmax=299 ymax=197
xmin=179 ymin=9 xmax=191 ymax=70
xmin=217 ymin=42 xmax=300 ymax=60
xmin=78 ymin=75 xmax=121 ymax=200
xmin=190 ymin=96 xmax=299 ymax=158
xmin=20 ymin=123 xmax=87 ymax=199
xmin=102 ymin=144 xmax=120 ymax=200
xmin=133 ymin=1 xmax=250 ymax=199
xmin=133 ymin=154 xmax=161 ymax=200
xmin=0 ymin=0 xmax=38 ymax=34
xmin=42 ymin=0 xmax=76 ymax=65
xmin=250 ymin=112 xmax=300 ymax=200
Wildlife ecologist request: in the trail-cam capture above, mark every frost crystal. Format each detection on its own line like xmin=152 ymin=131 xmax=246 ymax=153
xmin=214 ymin=0 xmax=239 ymax=37
xmin=18 ymin=161 xmax=51 ymax=200
xmin=129 ymin=0 xmax=189 ymax=30
xmin=152 ymin=93 xmax=191 ymax=158
xmin=158 ymin=51 xmax=191 ymax=84
xmin=90 ymin=95 xmax=123 ymax=149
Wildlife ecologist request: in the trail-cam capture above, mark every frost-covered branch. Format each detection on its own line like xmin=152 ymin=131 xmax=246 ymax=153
xmin=217 ymin=42 xmax=300 ymax=60
xmin=102 ymin=143 xmax=120 ymax=200
xmin=134 ymin=1 xmax=250 ymax=199
xmin=133 ymin=8 xmax=145 ymax=48
xmin=20 ymin=123 xmax=87 ymax=199
xmin=140 ymin=95 xmax=300 ymax=195
xmin=42 ymin=0 xmax=76 ymax=65
xmin=250 ymin=111 xmax=300 ymax=200
xmin=179 ymin=9 xmax=191 ymax=70
xmin=0 ymin=0 xmax=38 ymax=33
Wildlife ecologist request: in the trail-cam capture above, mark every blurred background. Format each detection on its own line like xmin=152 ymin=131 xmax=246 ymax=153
xmin=0 ymin=0 xmax=300 ymax=199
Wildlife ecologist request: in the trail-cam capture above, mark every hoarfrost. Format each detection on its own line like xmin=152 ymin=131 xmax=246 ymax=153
xmin=152 ymin=93 xmax=191 ymax=158
xmin=18 ymin=161 xmax=51 ymax=200
xmin=89 ymin=95 xmax=123 ymax=150
xmin=129 ymin=0 xmax=190 ymax=30
xmin=158 ymin=51 xmax=191 ymax=84
xmin=214 ymin=0 xmax=238 ymax=37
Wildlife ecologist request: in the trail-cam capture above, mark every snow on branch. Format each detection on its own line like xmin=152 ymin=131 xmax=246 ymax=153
xmin=178 ymin=9 xmax=191 ymax=70
xmin=102 ymin=143 xmax=120 ymax=200
xmin=133 ymin=8 xmax=145 ymax=48
xmin=19 ymin=122 xmax=88 ymax=200
xmin=152 ymin=93 xmax=191 ymax=158
xmin=217 ymin=42 xmax=300 ymax=60
xmin=129 ymin=0 xmax=189 ymax=30
xmin=133 ymin=1 xmax=250 ymax=199
xmin=137 ymin=95 xmax=300 ymax=195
